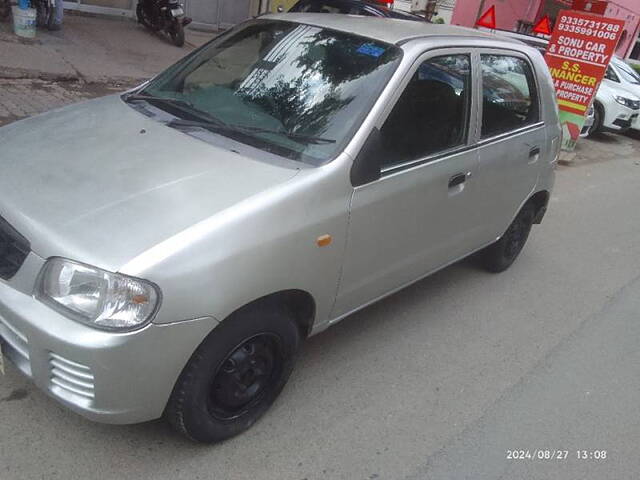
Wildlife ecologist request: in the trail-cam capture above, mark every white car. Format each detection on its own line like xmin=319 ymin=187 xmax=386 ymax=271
xmin=599 ymin=56 xmax=640 ymax=132
xmin=588 ymin=60 xmax=640 ymax=136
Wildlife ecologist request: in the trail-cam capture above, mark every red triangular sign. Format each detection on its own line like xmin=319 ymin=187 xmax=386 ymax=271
xmin=533 ymin=15 xmax=552 ymax=35
xmin=476 ymin=6 xmax=496 ymax=29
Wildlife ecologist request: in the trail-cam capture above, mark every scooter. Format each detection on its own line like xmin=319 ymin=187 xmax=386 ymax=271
xmin=136 ymin=0 xmax=191 ymax=47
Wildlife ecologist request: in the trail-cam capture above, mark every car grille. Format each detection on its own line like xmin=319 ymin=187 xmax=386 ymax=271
xmin=49 ymin=352 xmax=95 ymax=401
xmin=631 ymin=100 xmax=640 ymax=111
xmin=0 ymin=215 xmax=30 ymax=280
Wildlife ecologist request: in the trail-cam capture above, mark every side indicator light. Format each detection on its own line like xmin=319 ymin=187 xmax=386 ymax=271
xmin=132 ymin=294 xmax=149 ymax=305
xmin=316 ymin=234 xmax=332 ymax=247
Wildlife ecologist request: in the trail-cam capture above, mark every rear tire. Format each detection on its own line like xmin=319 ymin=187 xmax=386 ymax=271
xmin=136 ymin=3 xmax=151 ymax=29
xmin=480 ymin=203 xmax=535 ymax=273
xmin=165 ymin=305 xmax=300 ymax=443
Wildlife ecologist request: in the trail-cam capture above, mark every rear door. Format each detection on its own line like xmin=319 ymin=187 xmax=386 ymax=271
xmin=473 ymin=50 xmax=546 ymax=241
xmin=333 ymin=49 xmax=484 ymax=317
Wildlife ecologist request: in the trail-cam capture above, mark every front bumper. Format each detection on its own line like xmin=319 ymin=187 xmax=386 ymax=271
xmin=0 ymin=253 xmax=218 ymax=424
xmin=603 ymin=101 xmax=638 ymax=133
xmin=632 ymin=111 xmax=640 ymax=131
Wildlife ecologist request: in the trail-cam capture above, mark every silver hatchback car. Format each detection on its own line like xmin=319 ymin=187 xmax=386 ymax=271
xmin=0 ymin=14 xmax=560 ymax=442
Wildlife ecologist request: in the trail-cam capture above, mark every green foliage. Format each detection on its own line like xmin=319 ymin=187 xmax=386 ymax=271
xmin=433 ymin=17 xmax=445 ymax=24
xmin=630 ymin=62 xmax=640 ymax=75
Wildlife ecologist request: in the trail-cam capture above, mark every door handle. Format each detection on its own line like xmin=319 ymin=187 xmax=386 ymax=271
xmin=529 ymin=146 xmax=541 ymax=158
xmin=448 ymin=172 xmax=466 ymax=188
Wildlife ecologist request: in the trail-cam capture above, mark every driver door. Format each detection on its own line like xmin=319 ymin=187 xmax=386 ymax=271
xmin=332 ymin=49 xmax=484 ymax=318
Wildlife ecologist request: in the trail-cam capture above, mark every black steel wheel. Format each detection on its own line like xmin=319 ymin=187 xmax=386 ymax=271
xmin=480 ymin=202 xmax=535 ymax=273
xmin=165 ymin=304 xmax=300 ymax=443
xmin=208 ymin=333 xmax=283 ymax=421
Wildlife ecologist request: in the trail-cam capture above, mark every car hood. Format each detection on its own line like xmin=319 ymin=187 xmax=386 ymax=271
xmin=0 ymin=95 xmax=300 ymax=271
xmin=600 ymin=80 xmax=640 ymax=102
xmin=619 ymin=82 xmax=640 ymax=100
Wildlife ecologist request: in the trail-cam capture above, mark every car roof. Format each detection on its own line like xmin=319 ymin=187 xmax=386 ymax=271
xmin=263 ymin=12 xmax=523 ymax=46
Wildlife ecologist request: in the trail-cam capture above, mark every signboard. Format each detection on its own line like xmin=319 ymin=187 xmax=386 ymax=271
xmin=533 ymin=15 xmax=553 ymax=35
xmin=544 ymin=10 xmax=625 ymax=149
xmin=476 ymin=6 xmax=497 ymax=29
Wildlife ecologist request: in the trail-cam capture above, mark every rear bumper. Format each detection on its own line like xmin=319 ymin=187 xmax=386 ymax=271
xmin=0 ymin=255 xmax=218 ymax=424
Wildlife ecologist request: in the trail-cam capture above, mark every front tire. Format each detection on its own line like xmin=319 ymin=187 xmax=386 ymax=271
xmin=480 ymin=203 xmax=535 ymax=273
xmin=168 ymin=20 xmax=185 ymax=47
xmin=166 ymin=305 xmax=300 ymax=443
xmin=587 ymin=103 xmax=604 ymax=137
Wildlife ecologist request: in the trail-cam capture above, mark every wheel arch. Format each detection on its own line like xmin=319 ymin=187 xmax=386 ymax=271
xmin=527 ymin=190 xmax=550 ymax=224
xmin=223 ymin=289 xmax=317 ymax=339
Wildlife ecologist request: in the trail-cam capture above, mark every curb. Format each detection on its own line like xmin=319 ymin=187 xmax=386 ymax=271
xmin=0 ymin=66 xmax=145 ymax=86
xmin=0 ymin=66 xmax=80 ymax=82
xmin=557 ymin=151 xmax=577 ymax=166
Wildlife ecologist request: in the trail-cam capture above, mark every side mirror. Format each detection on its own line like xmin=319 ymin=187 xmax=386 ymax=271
xmin=350 ymin=127 xmax=383 ymax=187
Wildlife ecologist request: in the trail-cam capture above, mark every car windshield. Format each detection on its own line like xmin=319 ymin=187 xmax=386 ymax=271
xmin=614 ymin=60 xmax=640 ymax=85
xmin=133 ymin=20 xmax=402 ymax=165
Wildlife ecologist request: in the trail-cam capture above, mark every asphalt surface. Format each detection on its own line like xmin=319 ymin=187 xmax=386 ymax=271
xmin=1 ymin=131 xmax=640 ymax=480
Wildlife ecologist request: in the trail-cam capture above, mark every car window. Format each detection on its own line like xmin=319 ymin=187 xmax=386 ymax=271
xmin=379 ymin=54 xmax=471 ymax=169
xmin=480 ymin=55 xmax=539 ymax=138
xmin=605 ymin=66 xmax=620 ymax=82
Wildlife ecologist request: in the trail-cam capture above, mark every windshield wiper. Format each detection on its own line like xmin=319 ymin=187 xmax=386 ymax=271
xmin=124 ymin=93 xmax=196 ymax=110
xmin=168 ymin=118 xmax=336 ymax=145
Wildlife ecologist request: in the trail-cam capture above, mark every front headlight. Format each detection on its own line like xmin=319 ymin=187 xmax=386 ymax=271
xmin=614 ymin=96 xmax=633 ymax=108
xmin=36 ymin=258 xmax=160 ymax=331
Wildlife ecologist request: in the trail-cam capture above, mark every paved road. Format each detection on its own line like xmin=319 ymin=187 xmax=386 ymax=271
xmin=1 ymin=109 xmax=639 ymax=478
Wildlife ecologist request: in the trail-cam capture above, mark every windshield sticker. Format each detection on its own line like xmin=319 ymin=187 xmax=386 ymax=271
xmin=357 ymin=44 xmax=385 ymax=58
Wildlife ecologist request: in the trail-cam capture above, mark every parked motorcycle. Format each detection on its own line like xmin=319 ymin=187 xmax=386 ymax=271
xmin=136 ymin=0 xmax=191 ymax=47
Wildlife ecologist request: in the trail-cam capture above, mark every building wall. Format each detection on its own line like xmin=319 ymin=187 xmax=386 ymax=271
xmin=451 ymin=0 xmax=640 ymax=58
xmin=604 ymin=1 xmax=640 ymax=58
xmin=409 ymin=0 xmax=457 ymax=23
xmin=450 ymin=0 xmax=537 ymax=31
